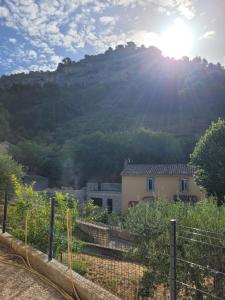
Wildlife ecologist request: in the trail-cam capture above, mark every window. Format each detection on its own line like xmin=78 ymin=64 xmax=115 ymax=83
xmin=91 ymin=197 xmax=103 ymax=207
xmin=147 ymin=178 xmax=154 ymax=191
xmin=180 ymin=179 xmax=189 ymax=193
xmin=128 ymin=201 xmax=138 ymax=208
xmin=142 ymin=196 xmax=155 ymax=206
xmin=107 ymin=199 xmax=113 ymax=214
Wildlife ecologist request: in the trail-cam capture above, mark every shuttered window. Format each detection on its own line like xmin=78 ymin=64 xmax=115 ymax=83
xmin=147 ymin=178 xmax=155 ymax=192
xmin=180 ymin=178 xmax=189 ymax=192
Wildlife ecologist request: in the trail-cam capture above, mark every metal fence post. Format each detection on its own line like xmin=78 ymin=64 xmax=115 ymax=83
xmin=48 ymin=197 xmax=55 ymax=261
xmin=2 ymin=192 xmax=8 ymax=233
xmin=170 ymin=219 xmax=177 ymax=300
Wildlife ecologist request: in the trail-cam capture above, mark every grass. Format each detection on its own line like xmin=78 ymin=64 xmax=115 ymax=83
xmin=61 ymin=252 xmax=148 ymax=299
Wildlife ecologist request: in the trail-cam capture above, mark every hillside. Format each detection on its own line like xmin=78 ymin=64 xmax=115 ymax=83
xmin=0 ymin=43 xmax=225 ymax=186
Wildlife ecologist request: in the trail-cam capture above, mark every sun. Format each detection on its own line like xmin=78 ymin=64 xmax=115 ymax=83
xmin=160 ymin=19 xmax=193 ymax=58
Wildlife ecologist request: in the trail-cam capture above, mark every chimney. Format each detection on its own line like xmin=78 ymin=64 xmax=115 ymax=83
xmin=124 ymin=158 xmax=130 ymax=168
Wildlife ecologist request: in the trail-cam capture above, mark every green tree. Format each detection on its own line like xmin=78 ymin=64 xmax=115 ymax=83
xmin=190 ymin=119 xmax=225 ymax=205
xmin=10 ymin=140 xmax=62 ymax=186
xmin=0 ymin=154 xmax=24 ymax=192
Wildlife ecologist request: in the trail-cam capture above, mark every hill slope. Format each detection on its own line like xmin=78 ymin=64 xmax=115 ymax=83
xmin=0 ymin=44 xmax=225 ymax=185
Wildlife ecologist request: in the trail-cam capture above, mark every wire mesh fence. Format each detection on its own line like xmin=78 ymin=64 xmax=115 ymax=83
xmin=0 ymin=191 xmax=225 ymax=300
xmin=59 ymin=251 xmax=145 ymax=299
xmin=174 ymin=224 xmax=225 ymax=299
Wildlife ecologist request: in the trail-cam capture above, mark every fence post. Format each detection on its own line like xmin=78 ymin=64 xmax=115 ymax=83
xmin=48 ymin=197 xmax=55 ymax=261
xmin=170 ymin=219 xmax=177 ymax=300
xmin=2 ymin=192 xmax=8 ymax=233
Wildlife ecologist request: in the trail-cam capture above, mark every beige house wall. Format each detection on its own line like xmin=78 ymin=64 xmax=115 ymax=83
xmin=122 ymin=175 xmax=204 ymax=211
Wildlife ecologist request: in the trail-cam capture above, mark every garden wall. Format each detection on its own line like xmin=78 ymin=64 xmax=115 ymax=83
xmin=0 ymin=231 xmax=120 ymax=300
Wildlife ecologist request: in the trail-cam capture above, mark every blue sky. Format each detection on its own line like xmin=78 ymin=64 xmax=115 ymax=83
xmin=0 ymin=0 xmax=225 ymax=75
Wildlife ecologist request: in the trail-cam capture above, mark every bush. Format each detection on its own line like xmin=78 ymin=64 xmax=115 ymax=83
xmin=8 ymin=178 xmax=82 ymax=256
xmin=122 ymin=198 xmax=225 ymax=298
xmin=0 ymin=154 xmax=24 ymax=192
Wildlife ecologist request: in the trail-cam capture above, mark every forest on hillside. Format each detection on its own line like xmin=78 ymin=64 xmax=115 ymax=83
xmin=0 ymin=43 xmax=225 ymax=187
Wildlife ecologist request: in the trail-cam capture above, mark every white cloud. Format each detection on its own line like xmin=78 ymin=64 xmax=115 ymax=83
xmin=50 ymin=54 xmax=63 ymax=64
xmin=0 ymin=6 xmax=9 ymax=18
xmin=177 ymin=3 xmax=194 ymax=19
xmin=28 ymin=50 xmax=37 ymax=59
xmin=9 ymin=38 xmax=17 ymax=44
xmin=128 ymin=30 xmax=160 ymax=47
xmin=199 ymin=30 xmax=216 ymax=40
xmin=0 ymin=0 xmax=197 ymax=74
xmin=153 ymin=0 xmax=195 ymax=19
xmin=99 ymin=16 xmax=117 ymax=25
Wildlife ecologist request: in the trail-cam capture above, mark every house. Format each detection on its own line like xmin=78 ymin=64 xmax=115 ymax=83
xmin=86 ymin=182 xmax=122 ymax=213
xmin=42 ymin=182 xmax=122 ymax=213
xmin=121 ymin=163 xmax=204 ymax=211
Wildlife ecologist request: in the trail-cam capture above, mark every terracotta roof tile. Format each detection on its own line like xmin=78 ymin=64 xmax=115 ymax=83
xmin=121 ymin=164 xmax=194 ymax=176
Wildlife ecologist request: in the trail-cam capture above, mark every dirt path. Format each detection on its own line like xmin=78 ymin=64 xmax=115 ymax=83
xmin=0 ymin=243 xmax=65 ymax=300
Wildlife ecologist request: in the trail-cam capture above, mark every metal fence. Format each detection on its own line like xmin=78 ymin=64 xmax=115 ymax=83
xmin=0 ymin=193 xmax=225 ymax=300
xmin=170 ymin=220 xmax=225 ymax=300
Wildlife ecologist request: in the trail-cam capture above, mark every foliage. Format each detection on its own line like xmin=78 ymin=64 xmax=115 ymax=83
xmin=0 ymin=154 xmax=24 ymax=192
xmin=78 ymin=199 xmax=108 ymax=223
xmin=72 ymin=259 xmax=89 ymax=276
xmin=0 ymin=104 xmax=10 ymax=141
xmin=10 ymin=140 xmax=62 ymax=186
xmin=73 ymin=129 xmax=184 ymax=183
xmin=190 ymin=119 xmax=225 ymax=204
xmin=122 ymin=199 xmax=225 ymax=298
xmin=1 ymin=45 xmax=225 ymax=185
xmin=8 ymin=179 xmax=82 ymax=256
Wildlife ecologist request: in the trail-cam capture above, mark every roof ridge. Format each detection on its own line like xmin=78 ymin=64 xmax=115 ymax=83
xmin=121 ymin=163 xmax=194 ymax=176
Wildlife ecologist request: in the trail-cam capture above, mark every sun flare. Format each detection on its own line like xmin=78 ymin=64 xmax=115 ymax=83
xmin=160 ymin=19 xmax=193 ymax=58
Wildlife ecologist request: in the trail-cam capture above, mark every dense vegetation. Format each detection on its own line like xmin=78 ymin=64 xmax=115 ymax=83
xmin=191 ymin=119 xmax=225 ymax=204
xmin=1 ymin=43 xmax=225 ymax=186
xmin=8 ymin=179 xmax=107 ymax=256
xmin=111 ymin=199 xmax=225 ymax=298
xmin=0 ymin=154 xmax=23 ymax=192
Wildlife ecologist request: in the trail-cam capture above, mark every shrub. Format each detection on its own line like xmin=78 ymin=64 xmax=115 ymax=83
xmin=122 ymin=198 xmax=225 ymax=298
xmin=8 ymin=178 xmax=82 ymax=256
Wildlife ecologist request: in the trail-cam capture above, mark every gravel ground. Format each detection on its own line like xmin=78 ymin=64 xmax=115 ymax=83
xmin=0 ymin=243 xmax=65 ymax=300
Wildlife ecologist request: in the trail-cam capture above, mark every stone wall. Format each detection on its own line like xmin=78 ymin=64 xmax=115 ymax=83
xmin=77 ymin=220 xmax=110 ymax=247
xmin=109 ymin=227 xmax=132 ymax=242
xmin=77 ymin=221 xmax=133 ymax=251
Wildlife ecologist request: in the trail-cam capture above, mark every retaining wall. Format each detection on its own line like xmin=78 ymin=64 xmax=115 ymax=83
xmin=0 ymin=231 xmax=120 ymax=300
xmin=77 ymin=220 xmax=109 ymax=247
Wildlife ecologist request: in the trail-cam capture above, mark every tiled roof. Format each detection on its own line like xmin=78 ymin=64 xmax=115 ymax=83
xmin=121 ymin=164 xmax=194 ymax=176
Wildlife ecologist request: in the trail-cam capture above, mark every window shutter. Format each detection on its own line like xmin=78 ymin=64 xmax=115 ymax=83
xmin=179 ymin=179 xmax=182 ymax=192
xmin=152 ymin=178 xmax=155 ymax=191
xmin=146 ymin=178 xmax=155 ymax=191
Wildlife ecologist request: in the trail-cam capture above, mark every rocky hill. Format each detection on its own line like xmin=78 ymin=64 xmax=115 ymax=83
xmin=0 ymin=43 xmax=225 ymax=185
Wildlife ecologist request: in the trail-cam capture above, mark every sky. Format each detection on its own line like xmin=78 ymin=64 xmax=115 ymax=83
xmin=0 ymin=0 xmax=225 ymax=75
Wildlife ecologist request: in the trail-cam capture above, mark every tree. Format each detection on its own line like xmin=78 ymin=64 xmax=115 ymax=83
xmin=0 ymin=154 xmax=24 ymax=192
xmin=62 ymin=57 xmax=72 ymax=65
xmin=190 ymin=119 xmax=225 ymax=205
xmin=126 ymin=41 xmax=136 ymax=48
